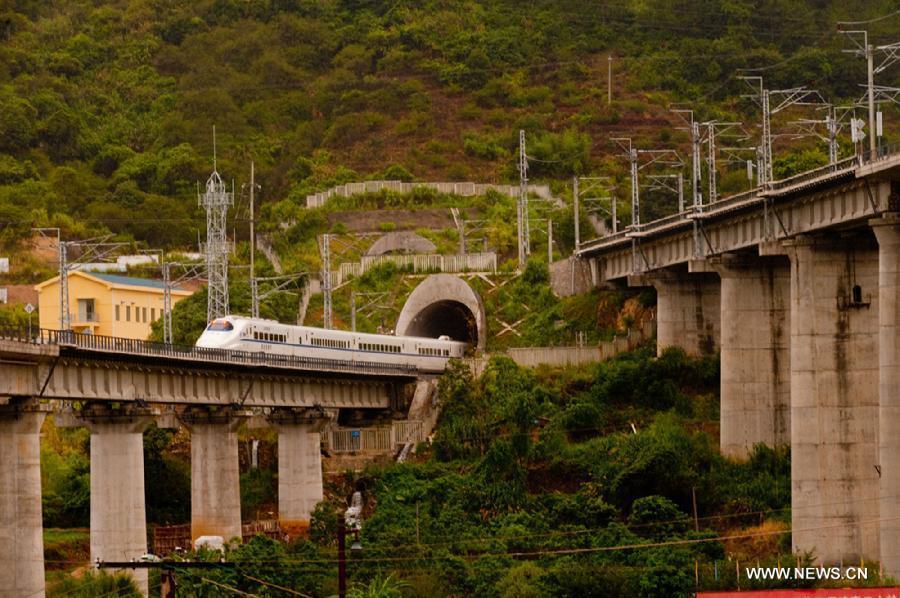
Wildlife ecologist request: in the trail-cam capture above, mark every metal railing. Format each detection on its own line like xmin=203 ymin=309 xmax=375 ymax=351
xmin=0 ymin=327 xmax=418 ymax=377
xmin=582 ymin=148 xmax=900 ymax=253
xmin=326 ymin=420 xmax=426 ymax=453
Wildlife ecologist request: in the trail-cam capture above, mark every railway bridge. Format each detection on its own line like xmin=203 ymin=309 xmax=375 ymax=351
xmin=576 ymin=149 xmax=900 ymax=576
xmin=0 ymin=329 xmax=418 ymax=597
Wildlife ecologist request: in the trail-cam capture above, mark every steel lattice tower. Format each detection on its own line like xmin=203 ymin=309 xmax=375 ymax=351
xmin=199 ymin=157 xmax=233 ymax=321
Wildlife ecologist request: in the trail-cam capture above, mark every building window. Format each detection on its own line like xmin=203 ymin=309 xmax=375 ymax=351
xmin=77 ymin=299 xmax=96 ymax=322
xmin=151 ymin=307 xmax=156 ymax=321
xmin=142 ymin=307 xmax=147 ymax=323
xmin=125 ymin=305 xmax=131 ymax=322
xmin=115 ymin=305 xmax=120 ymax=321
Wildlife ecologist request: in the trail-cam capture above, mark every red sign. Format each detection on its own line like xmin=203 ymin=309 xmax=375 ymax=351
xmin=698 ymin=590 xmax=900 ymax=598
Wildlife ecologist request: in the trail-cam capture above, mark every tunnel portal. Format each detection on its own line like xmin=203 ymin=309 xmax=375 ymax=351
xmin=395 ymin=274 xmax=486 ymax=351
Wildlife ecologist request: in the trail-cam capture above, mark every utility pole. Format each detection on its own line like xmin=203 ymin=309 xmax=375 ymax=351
xmin=672 ymin=109 xmax=703 ymax=209
xmin=547 ymin=218 xmax=553 ymax=264
xmin=517 ymin=129 xmax=528 ymax=269
xmin=740 ymin=78 xmax=827 ymax=185
xmin=572 ymin=177 xmax=580 ymax=249
xmin=609 ymin=139 xmax=639 ymax=228
xmin=707 ymin=122 xmax=717 ymax=203
xmin=199 ymin=127 xmax=233 ymax=321
xmin=338 ymin=519 xmax=347 ymax=598
xmin=34 ymin=229 xmax=127 ymax=331
xmin=827 ymin=106 xmax=839 ymax=164
xmin=59 ymin=239 xmax=68 ymax=330
xmin=350 ymin=290 xmax=356 ymax=332
xmin=761 ymin=88 xmax=773 ymax=184
xmin=867 ymin=41 xmax=877 ymax=156
xmin=249 ymin=162 xmax=259 ymax=319
xmin=162 ymin=261 xmax=204 ymax=344
xmin=703 ymin=121 xmax=742 ymax=203
xmin=607 ymin=55 xmax=612 ymax=105
xmin=840 ymin=28 xmax=878 ymax=157
xmin=163 ymin=262 xmax=172 ymax=343
xmin=321 ymin=233 xmax=332 ymax=329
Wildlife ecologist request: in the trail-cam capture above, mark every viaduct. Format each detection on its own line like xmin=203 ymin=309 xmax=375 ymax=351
xmin=577 ymin=150 xmax=900 ymax=577
xmin=0 ymin=330 xmax=424 ymax=597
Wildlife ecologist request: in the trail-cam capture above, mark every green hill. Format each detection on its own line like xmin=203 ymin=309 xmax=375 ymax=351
xmin=1 ymin=0 xmax=898 ymax=255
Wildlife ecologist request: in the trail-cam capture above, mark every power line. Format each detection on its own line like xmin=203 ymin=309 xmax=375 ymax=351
xmin=837 ymin=10 xmax=900 ymax=26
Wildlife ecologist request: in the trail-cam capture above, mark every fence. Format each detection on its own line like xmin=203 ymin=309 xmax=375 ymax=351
xmin=332 ymin=252 xmax=497 ymax=286
xmin=326 ymin=420 xmax=426 ymax=454
xmin=152 ymin=520 xmax=283 ymax=555
xmin=306 ymin=180 xmax=552 ymax=208
xmin=503 ymin=319 xmax=655 ymax=368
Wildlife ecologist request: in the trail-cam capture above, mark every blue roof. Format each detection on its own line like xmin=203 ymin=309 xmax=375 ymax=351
xmin=89 ymin=273 xmax=175 ymax=291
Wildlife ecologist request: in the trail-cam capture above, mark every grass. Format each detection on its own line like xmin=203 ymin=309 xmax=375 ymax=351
xmin=44 ymin=527 xmax=90 ymax=572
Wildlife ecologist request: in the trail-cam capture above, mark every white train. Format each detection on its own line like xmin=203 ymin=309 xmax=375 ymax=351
xmin=195 ymin=315 xmax=467 ymax=373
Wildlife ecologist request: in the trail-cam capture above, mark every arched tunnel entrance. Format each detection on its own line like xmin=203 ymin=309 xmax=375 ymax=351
xmin=396 ymin=274 xmax=486 ymax=352
xmin=401 ymin=300 xmax=478 ymax=344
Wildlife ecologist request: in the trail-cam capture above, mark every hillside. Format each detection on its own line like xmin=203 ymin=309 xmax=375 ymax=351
xmin=1 ymin=0 xmax=898 ymax=259
xmin=48 ymin=349 xmax=888 ymax=597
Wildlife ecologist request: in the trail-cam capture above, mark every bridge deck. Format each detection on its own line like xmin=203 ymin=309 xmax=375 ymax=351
xmin=0 ymin=328 xmax=418 ymax=381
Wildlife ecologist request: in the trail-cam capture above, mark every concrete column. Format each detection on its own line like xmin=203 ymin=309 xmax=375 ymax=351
xmin=277 ymin=424 xmax=323 ymax=527
xmin=786 ymin=235 xmax=880 ymax=564
xmin=90 ymin=420 xmax=150 ymax=595
xmin=871 ymin=214 xmax=900 ymax=578
xmin=0 ymin=410 xmax=46 ymax=598
xmin=191 ymin=422 xmax=242 ymax=543
xmin=651 ymin=272 xmax=720 ymax=356
xmin=714 ymin=255 xmax=791 ymax=458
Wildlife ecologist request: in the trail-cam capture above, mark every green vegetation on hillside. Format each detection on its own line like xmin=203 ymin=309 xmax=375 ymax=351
xmin=157 ymin=348 xmax=892 ymax=596
xmin=1 ymin=0 xmax=897 ymax=260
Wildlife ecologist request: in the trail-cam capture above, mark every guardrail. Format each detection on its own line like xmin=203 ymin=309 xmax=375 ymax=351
xmin=0 ymin=327 xmax=418 ymax=377
xmin=579 ymin=150 xmax=892 ymax=253
xmin=326 ymin=420 xmax=426 ymax=453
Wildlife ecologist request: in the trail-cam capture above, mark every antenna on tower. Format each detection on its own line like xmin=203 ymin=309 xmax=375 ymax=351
xmin=199 ymin=127 xmax=233 ymax=321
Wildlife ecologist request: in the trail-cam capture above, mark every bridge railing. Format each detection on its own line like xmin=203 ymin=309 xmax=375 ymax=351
xmin=582 ymin=153 xmax=872 ymax=250
xmin=0 ymin=327 xmax=418 ymax=377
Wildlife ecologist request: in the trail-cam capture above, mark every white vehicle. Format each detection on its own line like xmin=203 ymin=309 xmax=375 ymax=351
xmin=195 ymin=315 xmax=467 ymax=373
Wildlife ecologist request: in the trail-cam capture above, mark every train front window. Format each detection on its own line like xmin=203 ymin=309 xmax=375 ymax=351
xmin=207 ymin=319 xmax=234 ymax=331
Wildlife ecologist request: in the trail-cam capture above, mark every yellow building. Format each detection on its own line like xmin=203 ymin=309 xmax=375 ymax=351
xmin=35 ymin=271 xmax=193 ymax=339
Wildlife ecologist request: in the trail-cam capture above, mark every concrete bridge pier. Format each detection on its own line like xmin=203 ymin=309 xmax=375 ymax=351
xmin=713 ymin=253 xmax=791 ymax=458
xmin=274 ymin=416 xmax=326 ymax=528
xmin=871 ymin=213 xmax=900 ymax=577
xmin=0 ymin=401 xmax=46 ymax=598
xmin=632 ymin=269 xmax=721 ymax=356
xmin=185 ymin=413 xmax=243 ymax=545
xmin=87 ymin=415 xmax=152 ymax=595
xmin=786 ymin=234 xmax=880 ymax=564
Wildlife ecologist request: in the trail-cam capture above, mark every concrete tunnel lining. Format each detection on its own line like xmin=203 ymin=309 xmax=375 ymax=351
xmin=395 ymin=274 xmax=486 ymax=351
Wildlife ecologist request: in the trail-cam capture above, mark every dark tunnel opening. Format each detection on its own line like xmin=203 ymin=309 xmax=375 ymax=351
xmin=404 ymin=300 xmax=478 ymax=346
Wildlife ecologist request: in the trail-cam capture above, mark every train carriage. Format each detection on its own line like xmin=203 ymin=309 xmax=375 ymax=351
xmin=195 ymin=316 xmax=467 ymax=373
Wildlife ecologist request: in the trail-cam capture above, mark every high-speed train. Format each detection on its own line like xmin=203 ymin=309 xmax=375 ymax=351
xmin=195 ymin=315 xmax=467 ymax=373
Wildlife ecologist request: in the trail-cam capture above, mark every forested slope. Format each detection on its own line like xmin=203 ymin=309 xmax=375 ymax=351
xmin=1 ymin=0 xmax=897 ymax=252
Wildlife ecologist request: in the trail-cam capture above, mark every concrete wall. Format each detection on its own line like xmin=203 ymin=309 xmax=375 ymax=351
xmin=549 ymin=256 xmax=593 ymax=297
xmin=306 ymin=180 xmax=553 ymax=208
xmin=505 ymin=320 xmax=654 ymax=368
xmin=366 ymin=232 xmax=436 ymax=256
